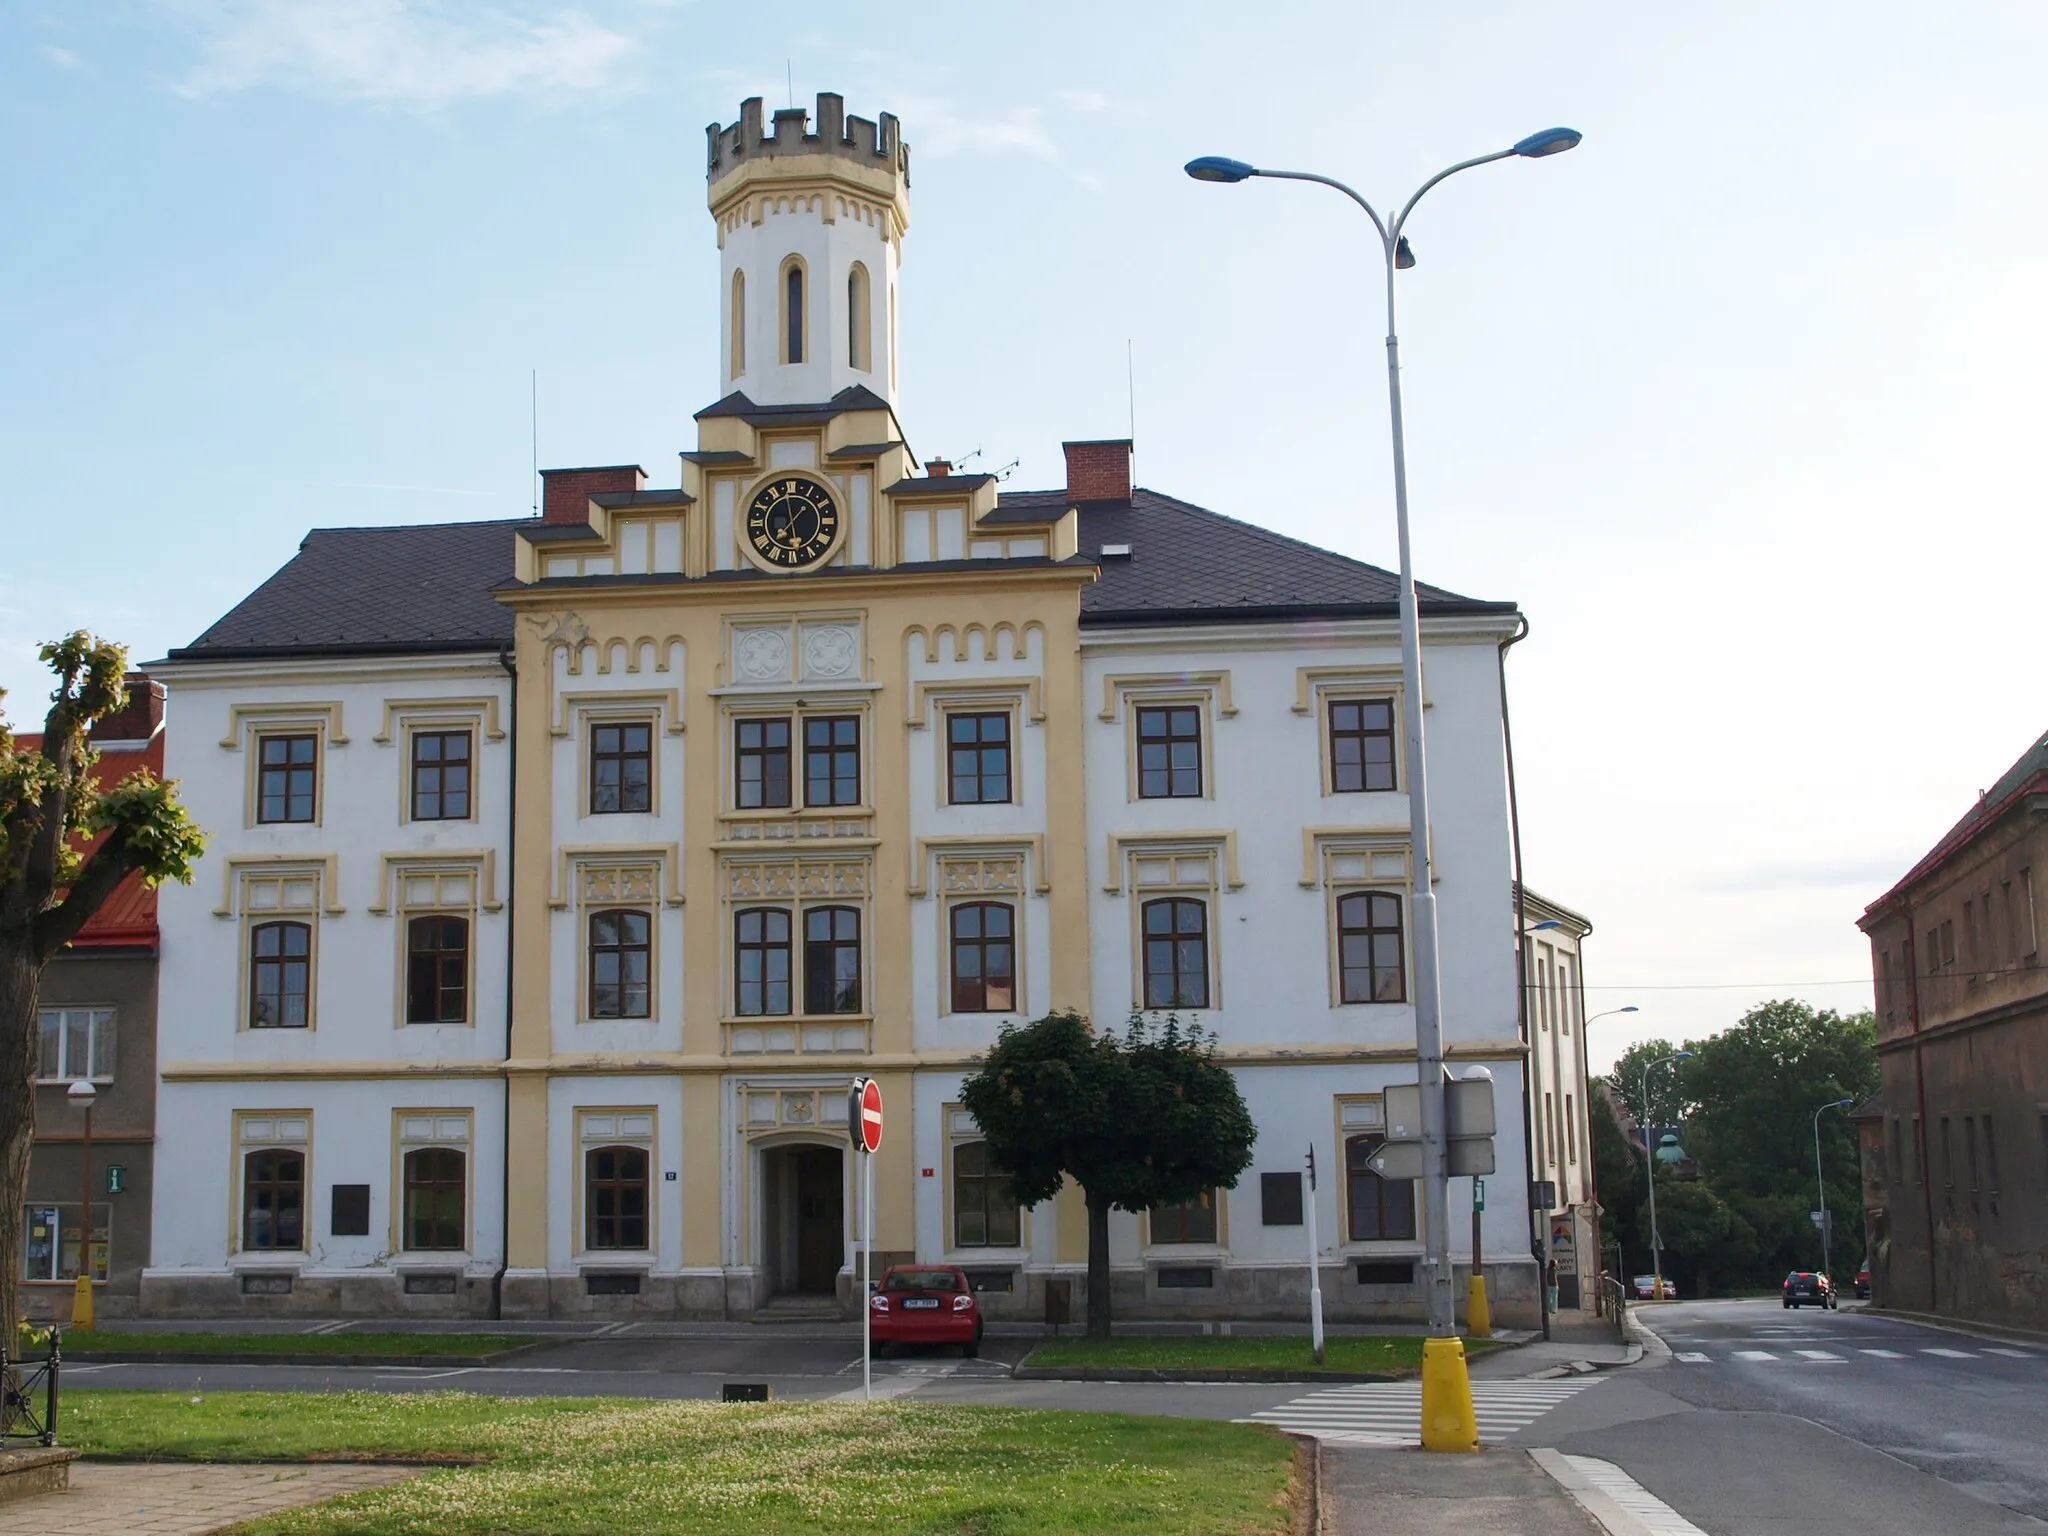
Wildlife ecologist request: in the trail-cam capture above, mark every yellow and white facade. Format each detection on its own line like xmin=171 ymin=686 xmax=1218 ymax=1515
xmin=143 ymin=93 xmax=1542 ymax=1324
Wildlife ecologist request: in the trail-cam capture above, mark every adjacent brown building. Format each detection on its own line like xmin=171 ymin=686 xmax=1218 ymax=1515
xmin=1857 ymin=727 xmax=2047 ymax=1329
xmin=19 ymin=678 xmax=164 ymax=1321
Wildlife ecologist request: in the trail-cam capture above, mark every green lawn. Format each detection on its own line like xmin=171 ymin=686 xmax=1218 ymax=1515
xmin=62 ymin=1331 xmax=533 ymax=1359
xmin=1026 ymin=1334 xmax=1496 ymax=1374
xmin=63 ymin=1391 xmax=1299 ymax=1535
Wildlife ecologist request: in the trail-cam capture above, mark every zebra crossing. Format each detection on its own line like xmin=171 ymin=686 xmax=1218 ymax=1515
xmin=1237 ymin=1377 xmax=1599 ymax=1446
xmin=1677 ymin=1344 xmax=2035 ymax=1366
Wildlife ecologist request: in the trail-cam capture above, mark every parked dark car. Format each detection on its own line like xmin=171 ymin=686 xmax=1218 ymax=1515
xmin=1784 ymin=1270 xmax=1837 ymax=1309
xmin=1854 ymin=1259 xmax=1870 ymax=1299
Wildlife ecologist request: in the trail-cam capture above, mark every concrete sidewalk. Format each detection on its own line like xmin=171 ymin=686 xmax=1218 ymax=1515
xmin=0 ymin=1463 xmax=417 ymax=1535
xmin=1471 ymin=1314 xmax=1638 ymax=1379
xmin=1321 ymin=1446 xmax=1605 ymax=1535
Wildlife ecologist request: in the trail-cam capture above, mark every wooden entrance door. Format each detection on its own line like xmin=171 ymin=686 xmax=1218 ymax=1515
xmin=793 ymin=1146 xmax=844 ymax=1294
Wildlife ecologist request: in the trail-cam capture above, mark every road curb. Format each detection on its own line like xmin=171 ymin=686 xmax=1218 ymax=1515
xmin=1529 ymin=1448 xmax=1705 ymax=1536
xmin=1858 ymin=1306 xmax=2048 ymax=1350
xmin=1011 ymin=1364 xmax=1410 ymax=1384
xmin=1284 ymin=1433 xmax=1320 ymax=1536
xmin=63 ymin=1343 xmax=548 ymax=1369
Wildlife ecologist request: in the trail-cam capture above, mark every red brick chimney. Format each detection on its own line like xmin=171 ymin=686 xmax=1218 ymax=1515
xmin=1062 ymin=439 xmax=1132 ymax=504
xmin=924 ymin=458 xmax=953 ymax=477
xmin=89 ymin=674 xmax=165 ymax=744
xmin=542 ymin=465 xmax=646 ymax=524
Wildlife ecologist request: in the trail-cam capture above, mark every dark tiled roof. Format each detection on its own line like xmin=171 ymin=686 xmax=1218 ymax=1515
xmin=592 ymin=488 xmax=694 ymax=508
xmin=827 ymin=441 xmax=903 ymax=460
xmin=169 ymin=519 xmax=525 ymax=660
xmin=681 ymin=450 xmax=754 ymax=466
xmin=882 ymin=473 xmax=994 ymax=496
xmin=694 ymin=384 xmax=893 ymax=426
xmin=1070 ymin=489 xmax=1501 ymax=624
xmin=167 ymin=486 xmax=1514 ymax=662
xmin=1864 ymin=726 xmax=2048 ymax=917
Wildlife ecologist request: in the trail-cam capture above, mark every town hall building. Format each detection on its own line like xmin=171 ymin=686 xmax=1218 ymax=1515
xmin=143 ymin=94 xmax=1539 ymax=1324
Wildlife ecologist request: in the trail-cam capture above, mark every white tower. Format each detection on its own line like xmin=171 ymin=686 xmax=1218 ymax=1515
xmin=707 ymin=94 xmax=910 ymax=409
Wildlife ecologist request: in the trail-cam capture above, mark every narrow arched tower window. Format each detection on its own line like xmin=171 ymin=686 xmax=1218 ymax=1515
xmin=847 ymin=263 xmax=872 ymax=372
xmin=784 ymin=259 xmax=805 ymax=364
xmin=730 ymin=269 xmax=746 ymax=379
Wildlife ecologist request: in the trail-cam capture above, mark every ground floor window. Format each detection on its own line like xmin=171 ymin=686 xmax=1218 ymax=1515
xmin=20 ymin=1205 xmax=109 ymax=1282
xmin=952 ymin=1140 xmax=1021 ymax=1247
xmin=403 ymin=1146 xmax=466 ymax=1251
xmin=1149 ymin=1190 xmax=1218 ymax=1245
xmin=586 ymin=1144 xmax=649 ymax=1250
xmin=1345 ymin=1133 xmax=1417 ymax=1241
xmin=244 ymin=1148 xmax=306 ymax=1251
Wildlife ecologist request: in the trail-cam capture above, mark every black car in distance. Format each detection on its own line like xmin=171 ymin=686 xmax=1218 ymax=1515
xmin=1784 ymin=1270 xmax=1837 ymax=1309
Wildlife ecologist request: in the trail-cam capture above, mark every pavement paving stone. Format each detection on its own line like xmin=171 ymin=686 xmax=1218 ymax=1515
xmin=1321 ymin=1445 xmax=1603 ymax=1535
xmin=0 ymin=1462 xmax=418 ymax=1535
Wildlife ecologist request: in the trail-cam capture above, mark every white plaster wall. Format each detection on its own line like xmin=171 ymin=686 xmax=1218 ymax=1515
xmin=155 ymin=662 xmax=513 ymax=1071
xmin=146 ymin=1078 xmax=506 ymax=1273
xmin=544 ymin=1074 xmax=686 ymax=1274
xmin=722 ymin=196 xmax=898 ymax=407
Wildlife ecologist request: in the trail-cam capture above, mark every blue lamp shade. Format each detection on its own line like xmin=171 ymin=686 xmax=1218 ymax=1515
xmin=1184 ymin=155 xmax=1258 ymax=183
xmin=1512 ymin=127 xmax=1583 ymax=158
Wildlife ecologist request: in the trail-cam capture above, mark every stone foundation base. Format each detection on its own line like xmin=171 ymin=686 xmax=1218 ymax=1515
xmin=138 ymin=1258 xmax=1539 ymax=1326
xmin=0 ymin=1447 xmax=77 ymax=1506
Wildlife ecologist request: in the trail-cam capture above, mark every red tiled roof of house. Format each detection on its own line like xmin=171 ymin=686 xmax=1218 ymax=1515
xmin=12 ymin=726 xmax=164 ymax=951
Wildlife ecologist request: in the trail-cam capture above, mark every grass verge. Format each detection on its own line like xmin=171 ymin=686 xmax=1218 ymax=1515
xmin=61 ymin=1331 xmax=533 ymax=1359
xmin=1024 ymin=1334 xmax=1498 ymax=1374
xmin=64 ymin=1390 xmax=1299 ymax=1535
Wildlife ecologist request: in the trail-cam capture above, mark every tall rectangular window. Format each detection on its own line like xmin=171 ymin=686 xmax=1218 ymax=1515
xmin=1940 ymin=1116 xmax=1953 ymax=1189
xmin=734 ymin=908 xmax=792 ymax=1016
xmin=1566 ymin=1094 xmax=1578 ymax=1163
xmin=20 ymin=1205 xmax=108 ymax=1283
xmin=1149 ymin=1190 xmax=1218 ymax=1244
xmin=1346 ymin=1134 xmax=1417 ymax=1241
xmin=735 ymin=718 xmax=792 ymax=809
xmin=35 ymin=1008 xmax=115 ymax=1082
xmin=410 ymin=730 xmax=472 ymax=820
xmin=590 ymin=723 xmax=652 ymax=814
xmin=243 ymin=1148 xmax=305 ymax=1251
xmin=249 ymin=920 xmax=312 ymax=1028
xmin=588 ymin=909 xmax=651 ymax=1019
xmin=585 ymin=1145 xmax=649 ymax=1249
xmin=402 ymin=1147 xmax=465 ymax=1251
xmin=1336 ymin=891 xmax=1406 ymax=1003
xmin=1141 ymin=898 xmax=1209 ymax=1009
xmin=257 ymin=734 xmax=317 ymax=823
xmin=405 ymin=915 xmax=470 ymax=1024
xmin=1135 ymin=705 xmax=1202 ymax=798
xmin=1888 ymin=1116 xmax=1902 ymax=1186
xmin=1984 ymin=1114 xmax=2000 ymax=1195
xmin=952 ymin=1141 xmax=1021 ymax=1248
xmin=804 ymin=906 xmax=861 ymax=1014
xmin=804 ymin=716 xmax=861 ymax=807
xmin=1966 ymin=1115 xmax=1980 ymax=1202
xmin=1329 ymin=698 xmax=1396 ymax=792
xmin=2023 ymin=869 xmax=2039 ymax=957
xmin=950 ymin=902 xmax=1015 ymax=1013
xmin=947 ymin=712 xmax=1011 ymax=804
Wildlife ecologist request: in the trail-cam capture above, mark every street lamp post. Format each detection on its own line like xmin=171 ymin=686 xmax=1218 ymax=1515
xmin=1812 ymin=1097 xmax=1855 ymax=1283
xmin=1641 ymin=1051 xmax=1691 ymax=1299
xmin=66 ymin=1078 xmax=97 ymax=1331
xmin=1187 ymin=126 xmax=1580 ymax=1343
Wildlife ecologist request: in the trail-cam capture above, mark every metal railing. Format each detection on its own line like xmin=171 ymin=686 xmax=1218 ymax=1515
xmin=1592 ymin=1274 xmax=1628 ymax=1345
xmin=2 ymin=1327 xmax=62 ymax=1447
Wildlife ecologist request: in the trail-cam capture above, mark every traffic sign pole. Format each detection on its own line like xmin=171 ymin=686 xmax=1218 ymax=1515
xmin=847 ymin=1076 xmax=884 ymax=1403
xmin=1304 ymin=1146 xmax=1325 ymax=1366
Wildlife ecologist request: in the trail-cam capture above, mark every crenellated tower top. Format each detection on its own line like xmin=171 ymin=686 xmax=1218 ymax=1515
xmin=703 ymin=94 xmax=911 ymax=409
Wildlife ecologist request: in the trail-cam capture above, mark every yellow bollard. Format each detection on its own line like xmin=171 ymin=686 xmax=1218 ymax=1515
xmin=1466 ymin=1274 xmax=1492 ymax=1339
xmin=1419 ymin=1336 xmax=1479 ymax=1453
xmin=71 ymin=1272 xmax=95 ymax=1332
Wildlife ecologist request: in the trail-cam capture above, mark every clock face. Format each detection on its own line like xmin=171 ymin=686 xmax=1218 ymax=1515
xmin=744 ymin=475 xmax=841 ymax=569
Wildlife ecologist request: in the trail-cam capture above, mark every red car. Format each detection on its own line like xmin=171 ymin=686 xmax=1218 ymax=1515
xmin=868 ymin=1265 xmax=984 ymax=1356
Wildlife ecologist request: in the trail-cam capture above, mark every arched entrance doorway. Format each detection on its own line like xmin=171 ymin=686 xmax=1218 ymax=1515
xmin=760 ymin=1141 xmax=845 ymax=1295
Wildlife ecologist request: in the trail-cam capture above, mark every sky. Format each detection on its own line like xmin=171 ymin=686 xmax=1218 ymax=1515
xmin=4 ymin=1 xmax=2044 ymax=1071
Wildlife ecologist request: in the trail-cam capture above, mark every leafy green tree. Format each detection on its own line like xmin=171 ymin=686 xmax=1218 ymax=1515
xmin=1608 ymin=1037 xmax=1692 ymax=1130
xmin=2 ymin=636 xmax=205 ymax=1345
xmin=1682 ymin=1000 xmax=1877 ymax=1283
xmin=961 ymin=1008 xmax=1256 ymax=1340
xmin=1588 ymin=1081 xmax=1646 ymax=1274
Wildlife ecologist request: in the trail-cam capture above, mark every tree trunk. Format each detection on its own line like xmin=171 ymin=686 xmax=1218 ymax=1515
xmin=0 ymin=937 xmax=42 ymax=1366
xmin=1085 ymin=1190 xmax=1112 ymax=1342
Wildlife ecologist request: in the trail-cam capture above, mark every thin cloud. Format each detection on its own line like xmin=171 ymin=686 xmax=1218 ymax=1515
xmin=1696 ymin=855 xmax=1917 ymax=893
xmin=41 ymin=44 xmax=89 ymax=71
xmin=161 ymin=0 xmax=638 ymax=111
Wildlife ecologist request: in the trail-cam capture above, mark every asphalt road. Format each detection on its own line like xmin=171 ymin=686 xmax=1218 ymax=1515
xmin=1527 ymin=1298 xmax=2048 ymax=1534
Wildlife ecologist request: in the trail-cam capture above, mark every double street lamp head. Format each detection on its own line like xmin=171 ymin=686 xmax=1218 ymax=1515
xmin=1184 ymin=128 xmax=1582 ymax=189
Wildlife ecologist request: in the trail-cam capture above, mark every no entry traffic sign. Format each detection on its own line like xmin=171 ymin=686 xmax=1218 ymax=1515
xmin=848 ymin=1076 xmax=884 ymax=1153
